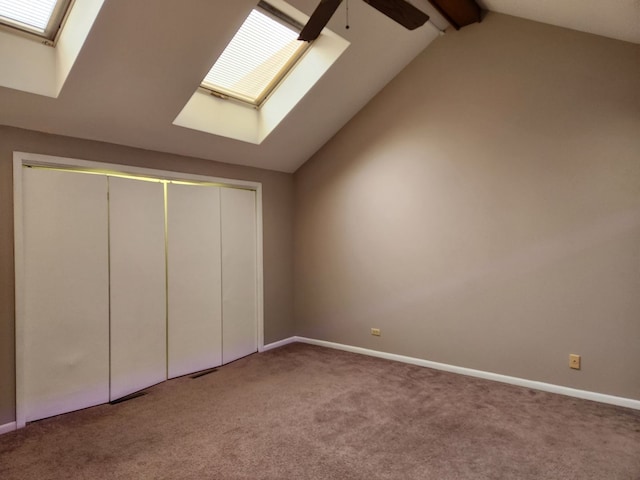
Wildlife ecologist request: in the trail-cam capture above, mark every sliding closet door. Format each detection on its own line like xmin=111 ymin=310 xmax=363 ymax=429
xmin=167 ymin=184 xmax=222 ymax=378
xmin=221 ymin=188 xmax=258 ymax=364
xmin=22 ymin=168 xmax=109 ymax=422
xmin=109 ymin=177 xmax=166 ymax=401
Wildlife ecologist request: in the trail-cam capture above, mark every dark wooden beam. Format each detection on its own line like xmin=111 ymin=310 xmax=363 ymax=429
xmin=427 ymin=0 xmax=481 ymax=30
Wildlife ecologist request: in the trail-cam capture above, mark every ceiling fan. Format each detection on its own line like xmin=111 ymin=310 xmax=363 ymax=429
xmin=299 ymin=0 xmax=429 ymax=41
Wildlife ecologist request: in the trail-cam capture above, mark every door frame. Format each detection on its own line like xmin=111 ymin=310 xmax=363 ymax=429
xmin=13 ymin=151 xmax=265 ymax=429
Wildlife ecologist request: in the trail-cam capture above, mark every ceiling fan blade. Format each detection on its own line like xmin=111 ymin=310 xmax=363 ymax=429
xmin=299 ymin=0 xmax=343 ymax=42
xmin=363 ymin=0 xmax=429 ymax=30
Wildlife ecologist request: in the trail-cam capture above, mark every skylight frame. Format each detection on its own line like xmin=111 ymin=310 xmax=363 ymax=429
xmin=0 ymin=0 xmax=74 ymax=44
xmin=200 ymin=1 xmax=311 ymax=108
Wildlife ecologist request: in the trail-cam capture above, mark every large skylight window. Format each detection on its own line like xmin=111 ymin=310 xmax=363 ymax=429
xmin=0 ymin=0 xmax=72 ymax=42
xmin=201 ymin=1 xmax=310 ymax=107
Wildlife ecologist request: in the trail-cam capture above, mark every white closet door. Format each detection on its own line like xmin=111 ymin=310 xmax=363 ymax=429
xmin=22 ymin=168 xmax=109 ymax=422
xmin=167 ymin=184 xmax=222 ymax=378
xmin=109 ymin=177 xmax=166 ymax=401
xmin=221 ymin=188 xmax=258 ymax=364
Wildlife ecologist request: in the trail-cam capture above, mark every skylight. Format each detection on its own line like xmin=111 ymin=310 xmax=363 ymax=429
xmin=0 ymin=0 xmax=72 ymax=41
xmin=201 ymin=1 xmax=309 ymax=107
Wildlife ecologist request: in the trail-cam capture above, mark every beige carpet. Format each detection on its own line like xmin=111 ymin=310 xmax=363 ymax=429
xmin=1 ymin=343 xmax=639 ymax=479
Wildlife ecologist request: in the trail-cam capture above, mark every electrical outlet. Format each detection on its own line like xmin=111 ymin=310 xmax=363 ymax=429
xmin=569 ymin=354 xmax=581 ymax=370
xmin=371 ymin=328 xmax=381 ymax=336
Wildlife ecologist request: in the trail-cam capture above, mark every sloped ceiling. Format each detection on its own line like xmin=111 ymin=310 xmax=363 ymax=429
xmin=0 ymin=0 xmax=637 ymax=173
xmin=477 ymin=0 xmax=640 ymax=45
xmin=0 ymin=0 xmax=446 ymax=172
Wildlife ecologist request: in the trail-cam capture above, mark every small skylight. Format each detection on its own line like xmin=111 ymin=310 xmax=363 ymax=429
xmin=0 ymin=0 xmax=72 ymax=41
xmin=201 ymin=1 xmax=309 ymax=107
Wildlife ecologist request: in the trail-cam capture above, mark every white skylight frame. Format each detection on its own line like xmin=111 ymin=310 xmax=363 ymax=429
xmin=0 ymin=0 xmax=104 ymax=97
xmin=0 ymin=0 xmax=74 ymax=44
xmin=175 ymin=9 xmax=350 ymax=146
xmin=200 ymin=1 xmax=310 ymax=108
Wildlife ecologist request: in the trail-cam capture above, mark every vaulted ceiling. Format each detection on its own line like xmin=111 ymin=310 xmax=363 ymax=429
xmin=0 ymin=0 xmax=637 ymax=173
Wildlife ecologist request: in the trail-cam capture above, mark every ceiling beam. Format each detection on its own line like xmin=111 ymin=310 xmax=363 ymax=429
xmin=427 ymin=0 xmax=481 ymax=30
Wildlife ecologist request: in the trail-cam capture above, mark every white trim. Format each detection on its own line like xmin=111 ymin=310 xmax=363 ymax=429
xmin=292 ymin=337 xmax=640 ymax=411
xmin=0 ymin=422 xmax=17 ymax=435
xmin=13 ymin=151 xmax=266 ymax=429
xmin=12 ymin=152 xmax=262 ymax=189
xmin=255 ymin=184 xmax=264 ymax=354
xmin=13 ymin=153 xmax=26 ymax=429
xmin=260 ymin=336 xmax=297 ymax=352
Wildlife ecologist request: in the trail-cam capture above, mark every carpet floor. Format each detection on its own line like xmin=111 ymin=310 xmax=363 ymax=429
xmin=1 ymin=343 xmax=639 ymax=479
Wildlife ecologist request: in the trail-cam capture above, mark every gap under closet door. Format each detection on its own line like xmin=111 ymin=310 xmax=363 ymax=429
xmin=167 ymin=184 xmax=222 ymax=379
xmin=221 ymin=187 xmax=258 ymax=364
xmin=109 ymin=177 xmax=166 ymax=401
xmin=22 ymin=168 xmax=110 ymax=422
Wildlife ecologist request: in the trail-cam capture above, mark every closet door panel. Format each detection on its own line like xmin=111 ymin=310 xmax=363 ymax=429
xmin=221 ymin=188 xmax=257 ymax=364
xmin=167 ymin=184 xmax=222 ymax=378
xmin=22 ymin=168 xmax=110 ymax=422
xmin=109 ymin=177 xmax=166 ymax=401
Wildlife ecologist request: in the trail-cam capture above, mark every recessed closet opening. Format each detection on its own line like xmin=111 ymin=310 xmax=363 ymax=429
xmin=13 ymin=152 xmax=264 ymax=428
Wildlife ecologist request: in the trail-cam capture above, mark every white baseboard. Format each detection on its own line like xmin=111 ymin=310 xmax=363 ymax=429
xmin=3 ymin=337 xmax=637 ymax=435
xmin=0 ymin=422 xmax=17 ymax=435
xmin=260 ymin=336 xmax=298 ymax=352
xmin=288 ymin=336 xmax=640 ymax=411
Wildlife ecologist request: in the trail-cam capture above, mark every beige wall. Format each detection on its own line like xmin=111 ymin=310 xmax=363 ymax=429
xmin=0 ymin=126 xmax=295 ymax=425
xmin=294 ymin=13 xmax=640 ymax=399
